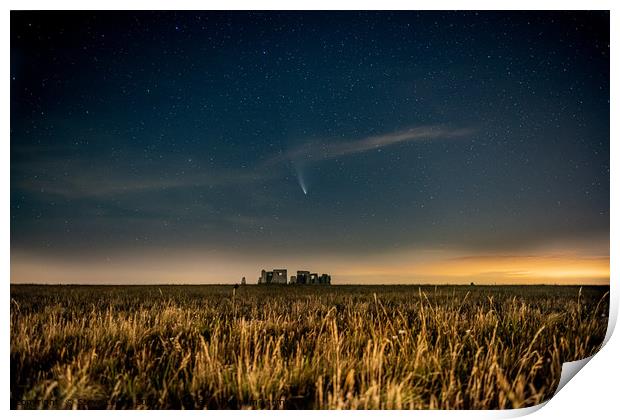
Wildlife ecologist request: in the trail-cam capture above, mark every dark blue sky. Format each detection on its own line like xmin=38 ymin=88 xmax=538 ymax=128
xmin=10 ymin=11 xmax=609 ymax=283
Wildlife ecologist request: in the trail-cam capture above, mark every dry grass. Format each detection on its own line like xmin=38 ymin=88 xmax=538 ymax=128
xmin=10 ymin=284 xmax=608 ymax=409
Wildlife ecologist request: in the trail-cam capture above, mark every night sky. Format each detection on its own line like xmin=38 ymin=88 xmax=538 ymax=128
xmin=11 ymin=11 xmax=609 ymax=284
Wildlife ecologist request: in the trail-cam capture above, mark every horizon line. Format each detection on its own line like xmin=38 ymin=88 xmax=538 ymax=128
xmin=10 ymin=282 xmax=610 ymax=287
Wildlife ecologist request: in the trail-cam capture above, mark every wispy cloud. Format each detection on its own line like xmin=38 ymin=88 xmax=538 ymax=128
xmin=13 ymin=157 xmax=269 ymax=199
xmin=13 ymin=125 xmax=473 ymax=199
xmin=267 ymin=125 xmax=474 ymax=165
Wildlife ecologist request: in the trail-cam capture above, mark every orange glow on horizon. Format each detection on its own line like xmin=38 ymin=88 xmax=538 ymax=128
xmin=337 ymin=254 xmax=609 ymax=284
xmin=10 ymin=248 xmax=609 ymax=285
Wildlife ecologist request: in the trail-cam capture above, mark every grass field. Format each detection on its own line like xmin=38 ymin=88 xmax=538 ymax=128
xmin=10 ymin=284 xmax=609 ymax=409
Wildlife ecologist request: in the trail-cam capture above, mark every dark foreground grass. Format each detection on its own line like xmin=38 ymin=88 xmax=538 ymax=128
xmin=10 ymin=284 xmax=609 ymax=409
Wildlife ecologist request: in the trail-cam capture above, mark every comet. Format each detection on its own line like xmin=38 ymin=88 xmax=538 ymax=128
xmin=293 ymin=162 xmax=308 ymax=195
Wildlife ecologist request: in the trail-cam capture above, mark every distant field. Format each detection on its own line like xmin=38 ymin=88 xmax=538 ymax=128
xmin=10 ymin=284 xmax=609 ymax=409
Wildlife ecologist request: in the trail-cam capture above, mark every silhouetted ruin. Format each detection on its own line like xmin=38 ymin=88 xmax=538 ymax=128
xmin=296 ymin=270 xmax=310 ymax=284
xmin=258 ymin=268 xmax=331 ymax=285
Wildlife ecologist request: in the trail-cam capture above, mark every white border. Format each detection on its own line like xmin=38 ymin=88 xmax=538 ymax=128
xmin=3 ymin=2 xmax=616 ymax=419
xmin=1 ymin=0 xmax=617 ymax=10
